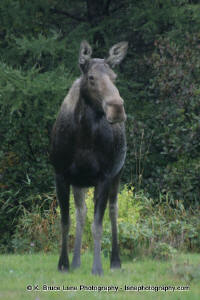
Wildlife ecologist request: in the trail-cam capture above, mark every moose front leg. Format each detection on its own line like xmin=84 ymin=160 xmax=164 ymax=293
xmin=92 ymin=181 xmax=110 ymax=275
xmin=55 ymin=174 xmax=70 ymax=272
xmin=109 ymin=174 xmax=121 ymax=269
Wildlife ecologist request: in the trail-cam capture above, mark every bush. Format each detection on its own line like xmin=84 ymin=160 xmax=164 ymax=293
xmin=10 ymin=186 xmax=200 ymax=259
xmin=0 ymin=61 xmax=73 ymax=250
xmin=144 ymin=34 xmax=200 ymax=205
xmin=152 ymin=242 xmax=177 ymax=261
xmin=11 ymin=192 xmax=59 ymax=253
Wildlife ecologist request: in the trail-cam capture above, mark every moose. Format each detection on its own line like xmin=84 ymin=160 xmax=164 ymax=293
xmin=50 ymin=40 xmax=128 ymax=275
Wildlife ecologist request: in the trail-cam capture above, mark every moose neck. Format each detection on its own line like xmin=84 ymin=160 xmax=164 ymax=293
xmin=79 ymin=83 xmax=105 ymax=124
xmin=77 ymin=95 xmax=104 ymax=127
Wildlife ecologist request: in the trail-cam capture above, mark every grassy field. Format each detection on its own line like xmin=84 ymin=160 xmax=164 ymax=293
xmin=0 ymin=252 xmax=199 ymax=300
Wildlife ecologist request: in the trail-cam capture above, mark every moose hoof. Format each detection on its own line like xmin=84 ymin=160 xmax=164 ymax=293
xmin=58 ymin=258 xmax=69 ymax=272
xmin=110 ymin=259 xmax=121 ymax=269
xmin=58 ymin=264 xmax=69 ymax=272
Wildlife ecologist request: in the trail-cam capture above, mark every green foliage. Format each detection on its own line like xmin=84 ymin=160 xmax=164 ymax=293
xmin=145 ymin=34 xmax=200 ymax=204
xmin=152 ymin=242 xmax=177 ymax=261
xmin=0 ymin=61 xmax=73 ymax=248
xmin=11 ymin=193 xmax=59 ymax=253
xmin=9 ymin=186 xmax=200 ymax=259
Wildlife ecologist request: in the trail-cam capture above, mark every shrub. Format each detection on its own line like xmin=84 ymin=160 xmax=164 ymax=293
xmin=152 ymin=242 xmax=177 ymax=261
xmin=10 ymin=186 xmax=200 ymax=259
xmin=0 ymin=62 xmax=73 ymax=250
xmin=11 ymin=192 xmax=59 ymax=253
xmin=145 ymin=34 xmax=200 ymax=205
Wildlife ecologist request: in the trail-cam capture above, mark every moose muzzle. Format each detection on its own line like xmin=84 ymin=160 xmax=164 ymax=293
xmin=104 ymin=97 xmax=126 ymax=124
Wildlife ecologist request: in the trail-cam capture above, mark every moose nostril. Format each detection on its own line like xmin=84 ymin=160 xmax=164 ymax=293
xmin=106 ymin=98 xmax=124 ymax=108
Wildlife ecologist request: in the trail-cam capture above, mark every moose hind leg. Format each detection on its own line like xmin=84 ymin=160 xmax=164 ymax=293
xmin=109 ymin=175 xmax=121 ymax=269
xmin=56 ymin=174 xmax=70 ymax=272
xmin=71 ymin=187 xmax=87 ymax=269
xmin=92 ymin=181 xmax=110 ymax=275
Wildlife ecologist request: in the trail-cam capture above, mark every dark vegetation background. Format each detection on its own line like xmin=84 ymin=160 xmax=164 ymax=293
xmin=0 ymin=0 xmax=200 ymax=254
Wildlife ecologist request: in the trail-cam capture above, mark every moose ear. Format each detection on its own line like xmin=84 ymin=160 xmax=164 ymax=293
xmin=106 ymin=41 xmax=128 ymax=67
xmin=79 ymin=40 xmax=92 ymax=72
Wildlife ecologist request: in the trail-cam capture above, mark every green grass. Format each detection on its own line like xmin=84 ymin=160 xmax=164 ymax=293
xmin=0 ymin=252 xmax=200 ymax=300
